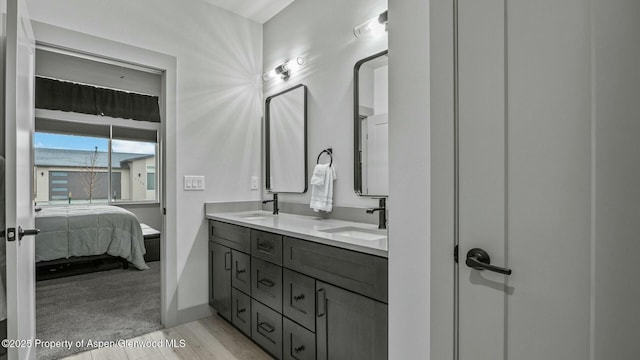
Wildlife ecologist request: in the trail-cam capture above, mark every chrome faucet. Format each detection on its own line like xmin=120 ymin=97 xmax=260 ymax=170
xmin=262 ymin=193 xmax=279 ymax=215
xmin=366 ymin=198 xmax=387 ymax=229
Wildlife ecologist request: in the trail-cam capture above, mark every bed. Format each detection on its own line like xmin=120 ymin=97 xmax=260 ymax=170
xmin=35 ymin=205 xmax=149 ymax=270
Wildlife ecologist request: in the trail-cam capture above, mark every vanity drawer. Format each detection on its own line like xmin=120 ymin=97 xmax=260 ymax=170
xmin=252 ymin=257 xmax=283 ymax=312
xmin=251 ymin=229 xmax=283 ymax=265
xmin=232 ymin=288 xmax=251 ymax=337
xmin=231 ymin=250 xmax=251 ymax=295
xmin=283 ymin=236 xmax=388 ymax=303
xmin=283 ymin=317 xmax=316 ymax=360
xmin=283 ymin=269 xmax=315 ymax=331
xmin=209 ymin=220 xmax=250 ymax=253
xmin=251 ymin=299 xmax=283 ymax=359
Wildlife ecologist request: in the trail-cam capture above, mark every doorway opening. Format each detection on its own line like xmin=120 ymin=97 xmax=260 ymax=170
xmin=32 ymin=45 xmax=167 ymax=360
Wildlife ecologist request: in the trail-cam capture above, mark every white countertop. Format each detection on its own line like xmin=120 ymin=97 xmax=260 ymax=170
xmin=205 ymin=210 xmax=388 ymax=258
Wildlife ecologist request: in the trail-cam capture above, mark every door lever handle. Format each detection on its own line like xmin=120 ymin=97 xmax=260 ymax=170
xmin=465 ymin=248 xmax=512 ymax=275
xmin=18 ymin=226 xmax=40 ymax=240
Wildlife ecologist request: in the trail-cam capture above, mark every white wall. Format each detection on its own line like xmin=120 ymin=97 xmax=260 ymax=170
xmin=26 ymin=0 xmax=263 ymax=318
xmin=263 ymin=0 xmax=387 ymax=207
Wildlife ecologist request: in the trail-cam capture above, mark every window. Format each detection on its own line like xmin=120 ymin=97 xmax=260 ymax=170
xmin=34 ymin=119 xmax=159 ymax=205
xmin=111 ymin=137 xmax=156 ymax=202
xmin=147 ymin=172 xmax=155 ymax=191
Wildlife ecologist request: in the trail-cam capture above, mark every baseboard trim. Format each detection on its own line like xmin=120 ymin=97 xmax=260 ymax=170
xmin=175 ymin=304 xmax=213 ymax=326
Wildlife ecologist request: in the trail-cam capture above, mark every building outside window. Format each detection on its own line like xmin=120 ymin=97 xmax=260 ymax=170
xmin=34 ymin=127 xmax=158 ymax=205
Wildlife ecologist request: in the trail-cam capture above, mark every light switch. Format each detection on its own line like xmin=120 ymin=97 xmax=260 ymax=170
xmin=251 ymin=176 xmax=259 ymax=190
xmin=184 ymin=175 xmax=205 ymax=191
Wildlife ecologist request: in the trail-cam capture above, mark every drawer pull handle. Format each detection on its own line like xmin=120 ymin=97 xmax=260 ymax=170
xmin=317 ymin=288 xmax=326 ymax=317
xmin=224 ymin=252 xmax=231 ymax=270
xmin=258 ymin=322 xmax=275 ymax=333
xmin=235 ymin=263 xmax=246 ymax=275
xmin=294 ymin=345 xmax=305 ymax=353
xmin=257 ymin=242 xmax=273 ymax=253
xmin=293 ymin=294 xmax=305 ymax=301
xmin=258 ymin=278 xmax=276 ymax=288
xmin=237 ymin=307 xmax=246 ymax=314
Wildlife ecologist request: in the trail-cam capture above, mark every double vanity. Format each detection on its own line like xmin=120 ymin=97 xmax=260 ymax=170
xmin=206 ymin=44 xmax=391 ymax=359
xmin=206 ymin=210 xmax=388 ymax=360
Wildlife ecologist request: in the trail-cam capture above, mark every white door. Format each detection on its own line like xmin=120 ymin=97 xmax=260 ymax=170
xmin=2 ymin=0 xmax=36 ymax=359
xmin=457 ymin=0 xmax=592 ymax=358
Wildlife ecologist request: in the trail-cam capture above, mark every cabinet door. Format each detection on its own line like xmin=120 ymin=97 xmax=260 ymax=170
xmin=283 ymin=269 xmax=316 ymax=331
xmin=316 ymin=281 xmax=388 ymax=360
xmin=251 ymin=299 xmax=283 ymax=359
xmin=283 ymin=236 xmax=388 ymax=303
xmin=232 ymin=287 xmax=251 ymax=336
xmin=283 ymin=317 xmax=316 ymax=360
xmin=252 ymin=257 xmax=283 ymax=312
xmin=209 ymin=220 xmax=251 ymax=252
xmin=209 ymin=241 xmax=232 ymax=320
xmin=251 ymin=229 xmax=283 ymax=265
xmin=232 ymin=250 xmax=251 ymax=295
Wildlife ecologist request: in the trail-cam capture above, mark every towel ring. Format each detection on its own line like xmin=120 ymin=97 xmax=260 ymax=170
xmin=316 ymin=148 xmax=333 ymax=166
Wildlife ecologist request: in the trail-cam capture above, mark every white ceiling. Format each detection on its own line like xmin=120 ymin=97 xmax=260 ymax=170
xmin=205 ymin=0 xmax=295 ymax=23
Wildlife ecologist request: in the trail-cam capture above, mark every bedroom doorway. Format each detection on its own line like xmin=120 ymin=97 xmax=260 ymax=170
xmin=29 ymin=30 xmax=174 ymax=359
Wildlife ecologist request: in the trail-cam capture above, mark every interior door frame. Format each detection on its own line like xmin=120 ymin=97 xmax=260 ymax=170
xmin=429 ymin=0 xmax=458 ymax=358
xmin=30 ymin=21 xmax=180 ymax=327
xmin=5 ymin=0 xmax=37 ymax=358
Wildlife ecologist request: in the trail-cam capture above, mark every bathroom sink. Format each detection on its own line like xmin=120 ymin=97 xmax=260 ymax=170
xmin=236 ymin=212 xmax=272 ymax=220
xmin=319 ymin=226 xmax=387 ymax=241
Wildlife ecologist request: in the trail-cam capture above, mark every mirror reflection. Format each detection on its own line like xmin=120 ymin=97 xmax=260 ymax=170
xmin=265 ymin=84 xmax=308 ymax=193
xmin=354 ymin=50 xmax=388 ymax=196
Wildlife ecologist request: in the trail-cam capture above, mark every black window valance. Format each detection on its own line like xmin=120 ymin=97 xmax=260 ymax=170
xmin=35 ymin=76 xmax=161 ymax=123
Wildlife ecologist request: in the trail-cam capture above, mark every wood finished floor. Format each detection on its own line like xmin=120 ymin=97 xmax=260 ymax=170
xmin=59 ymin=315 xmax=272 ymax=360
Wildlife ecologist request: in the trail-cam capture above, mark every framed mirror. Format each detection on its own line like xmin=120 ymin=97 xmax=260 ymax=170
xmin=354 ymin=50 xmax=388 ymax=196
xmin=265 ymin=84 xmax=308 ymax=193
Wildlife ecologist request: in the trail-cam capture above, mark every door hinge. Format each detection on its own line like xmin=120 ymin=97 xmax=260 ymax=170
xmin=7 ymin=228 xmax=16 ymax=242
xmin=163 ymin=208 xmax=166 ymax=215
xmin=454 ymin=245 xmax=459 ymax=263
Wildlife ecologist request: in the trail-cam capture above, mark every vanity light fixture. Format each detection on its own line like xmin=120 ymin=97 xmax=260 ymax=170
xmin=262 ymin=57 xmax=305 ymax=81
xmin=353 ymin=10 xmax=388 ymax=39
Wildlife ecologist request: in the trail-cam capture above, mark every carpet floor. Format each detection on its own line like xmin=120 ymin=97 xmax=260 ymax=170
xmin=35 ymin=261 xmax=162 ymax=360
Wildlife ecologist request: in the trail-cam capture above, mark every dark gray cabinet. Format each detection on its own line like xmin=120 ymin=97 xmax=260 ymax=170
xmin=283 ymin=236 xmax=388 ymax=303
xmin=252 ymin=257 xmax=283 ymax=312
xmin=208 ymin=219 xmax=388 ymax=360
xmin=252 ymin=299 xmax=283 ymax=359
xmin=210 ymin=220 xmax=251 ymax=253
xmin=232 ymin=287 xmax=251 ymax=336
xmin=232 ymin=250 xmax=251 ymax=294
xmin=283 ymin=269 xmax=315 ymax=331
xmin=251 ymin=229 xmax=283 ymax=265
xmin=316 ymin=281 xmax=388 ymax=360
xmin=283 ymin=317 xmax=316 ymax=360
xmin=209 ymin=220 xmax=252 ymax=323
xmin=209 ymin=241 xmax=232 ymax=320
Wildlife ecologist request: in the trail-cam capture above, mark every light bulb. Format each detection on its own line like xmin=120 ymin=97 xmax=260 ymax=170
xmin=353 ymin=11 xmax=388 ymax=39
xmin=283 ymin=57 xmax=304 ymax=73
xmin=262 ymin=69 xmax=277 ymax=81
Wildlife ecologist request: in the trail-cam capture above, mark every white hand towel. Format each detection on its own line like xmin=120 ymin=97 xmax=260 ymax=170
xmin=310 ymin=163 xmax=328 ymax=186
xmin=310 ymin=164 xmax=337 ymax=212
